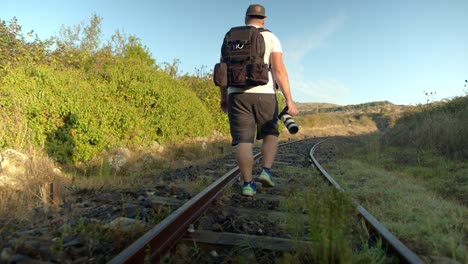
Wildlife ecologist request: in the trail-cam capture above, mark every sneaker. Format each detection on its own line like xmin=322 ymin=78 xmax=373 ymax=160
xmin=258 ymin=169 xmax=275 ymax=187
xmin=241 ymin=181 xmax=257 ymax=197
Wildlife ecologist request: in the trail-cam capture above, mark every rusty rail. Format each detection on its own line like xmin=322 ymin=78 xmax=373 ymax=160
xmin=309 ymin=138 xmax=424 ymax=264
xmin=109 ymin=141 xmax=299 ymax=263
xmin=108 ymin=165 xmax=250 ymax=263
xmin=110 ymin=138 xmax=422 ymax=263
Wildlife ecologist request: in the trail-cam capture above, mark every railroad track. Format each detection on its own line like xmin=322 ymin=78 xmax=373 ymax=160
xmin=109 ymin=137 xmax=424 ymax=263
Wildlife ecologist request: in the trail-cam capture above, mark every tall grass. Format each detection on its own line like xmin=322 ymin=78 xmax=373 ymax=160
xmin=0 ymin=152 xmax=70 ymax=219
xmin=323 ymin=95 xmax=468 ymax=262
xmin=297 ymin=112 xmax=376 ymax=129
xmin=383 ymin=96 xmax=468 ymax=160
xmin=328 ymin=157 xmax=467 ymax=262
xmin=0 ymin=103 xmax=32 ymax=151
xmin=280 ymin=167 xmax=391 ymax=263
xmin=380 ymin=96 xmax=468 ymax=205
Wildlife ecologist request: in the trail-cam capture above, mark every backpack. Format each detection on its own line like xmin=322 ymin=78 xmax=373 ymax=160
xmin=213 ymin=26 xmax=270 ymax=88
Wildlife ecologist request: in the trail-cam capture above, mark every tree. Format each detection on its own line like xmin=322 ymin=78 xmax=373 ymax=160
xmin=55 ymin=13 xmax=102 ymax=53
xmin=162 ymin=59 xmax=181 ymax=78
xmin=52 ymin=14 xmax=104 ymax=69
xmin=122 ymin=36 xmax=155 ymax=67
xmin=0 ymin=17 xmax=52 ymax=75
xmin=0 ymin=17 xmax=27 ymax=71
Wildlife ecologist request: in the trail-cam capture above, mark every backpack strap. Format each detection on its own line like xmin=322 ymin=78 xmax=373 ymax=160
xmin=258 ymin=28 xmax=271 ymax=33
xmin=258 ymin=28 xmax=272 ymax=71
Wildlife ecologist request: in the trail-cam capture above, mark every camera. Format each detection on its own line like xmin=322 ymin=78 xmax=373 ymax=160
xmin=278 ymin=106 xmax=299 ymax=134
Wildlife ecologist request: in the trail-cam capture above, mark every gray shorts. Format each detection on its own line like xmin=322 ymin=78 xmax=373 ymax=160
xmin=228 ymin=93 xmax=279 ymax=146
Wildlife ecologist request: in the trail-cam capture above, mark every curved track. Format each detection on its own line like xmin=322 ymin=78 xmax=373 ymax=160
xmin=110 ymin=137 xmax=423 ymax=263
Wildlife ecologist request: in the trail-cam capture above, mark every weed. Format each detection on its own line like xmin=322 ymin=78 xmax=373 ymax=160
xmin=280 ymin=165 xmax=390 ymax=263
xmin=98 ymin=157 xmax=112 ymax=178
xmin=147 ymin=206 xmax=171 ymax=226
xmin=327 ymin=151 xmax=467 ymax=262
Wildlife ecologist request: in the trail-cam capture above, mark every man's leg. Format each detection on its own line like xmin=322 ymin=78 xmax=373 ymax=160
xmin=257 ymin=135 xmax=278 ymax=187
xmin=236 ymin=142 xmax=254 ymax=182
xmin=261 ymin=135 xmax=278 ymax=169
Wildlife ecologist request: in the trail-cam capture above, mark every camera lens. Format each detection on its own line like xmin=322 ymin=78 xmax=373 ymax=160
xmin=279 ymin=107 xmax=299 ymax=134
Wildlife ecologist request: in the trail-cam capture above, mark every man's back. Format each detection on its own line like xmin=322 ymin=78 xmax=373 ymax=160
xmin=214 ymin=3 xmax=298 ymax=197
xmin=215 ymin=25 xmax=273 ymax=91
xmin=227 ymin=27 xmax=281 ymax=94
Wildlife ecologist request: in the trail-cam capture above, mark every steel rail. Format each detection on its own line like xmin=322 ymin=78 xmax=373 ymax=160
xmin=309 ymin=138 xmax=424 ymax=264
xmin=109 ymin=140 xmax=301 ymax=264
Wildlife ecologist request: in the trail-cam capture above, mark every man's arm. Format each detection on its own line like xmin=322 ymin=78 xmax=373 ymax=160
xmin=219 ymin=85 xmax=228 ymax=113
xmin=270 ymin=52 xmax=298 ymax=115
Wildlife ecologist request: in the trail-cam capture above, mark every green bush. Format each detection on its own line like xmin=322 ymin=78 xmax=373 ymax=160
xmin=0 ymin=15 xmax=224 ymax=163
xmin=0 ymin=56 xmax=216 ymax=163
xmin=180 ymin=72 xmax=229 ymax=134
xmin=383 ymin=96 xmax=468 ymax=160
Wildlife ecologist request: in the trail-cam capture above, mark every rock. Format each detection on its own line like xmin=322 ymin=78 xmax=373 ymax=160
xmin=10 ymin=254 xmax=43 ymax=263
xmin=108 ymin=148 xmax=131 ymax=172
xmin=52 ymin=167 xmax=62 ymax=175
xmin=108 ymin=217 xmax=145 ymax=232
xmin=151 ymin=142 xmax=165 ymax=153
xmin=122 ymin=203 xmax=139 ymax=218
xmin=0 ymin=149 xmax=29 ymax=189
xmin=22 ymin=239 xmax=41 ymax=252
xmin=0 ymin=247 xmax=14 ymax=262
xmin=63 ymin=235 xmax=85 ymax=247
xmin=211 ymin=223 xmax=223 ymax=232
xmin=0 ymin=149 xmax=28 ymax=174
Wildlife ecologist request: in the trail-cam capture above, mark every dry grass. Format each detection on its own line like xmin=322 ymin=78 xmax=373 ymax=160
xmin=0 ymin=134 xmax=233 ymax=221
xmin=0 ymin=150 xmax=71 ymax=220
xmin=0 ymin=102 xmax=32 ymax=151
xmin=0 ymin=113 xmax=377 ymax=222
xmin=278 ymin=124 xmax=378 ymax=142
xmin=324 ymin=136 xmax=467 ymax=262
xmin=0 ymin=106 xmax=388 ymax=222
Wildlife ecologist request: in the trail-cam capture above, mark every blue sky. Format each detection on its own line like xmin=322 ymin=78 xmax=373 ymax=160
xmin=2 ymin=0 xmax=467 ymax=105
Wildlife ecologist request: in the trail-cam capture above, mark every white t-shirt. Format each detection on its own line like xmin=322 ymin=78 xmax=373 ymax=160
xmin=228 ymin=25 xmax=283 ymax=94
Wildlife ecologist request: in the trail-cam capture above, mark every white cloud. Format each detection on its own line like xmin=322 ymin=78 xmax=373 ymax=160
xmin=293 ymin=78 xmax=350 ymax=105
xmin=283 ymin=10 xmax=349 ymax=104
xmin=284 ymin=10 xmax=346 ymax=65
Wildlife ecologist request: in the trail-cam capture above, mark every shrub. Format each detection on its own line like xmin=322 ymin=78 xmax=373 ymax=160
xmin=383 ymin=96 xmax=468 ymax=160
xmin=0 ymin=15 xmax=222 ymax=163
xmin=0 ymin=60 xmax=215 ymax=162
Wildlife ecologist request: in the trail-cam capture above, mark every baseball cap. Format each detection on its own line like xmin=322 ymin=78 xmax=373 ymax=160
xmin=246 ymin=4 xmax=266 ymax=18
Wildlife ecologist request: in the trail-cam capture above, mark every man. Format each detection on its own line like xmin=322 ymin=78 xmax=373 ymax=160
xmin=218 ymin=4 xmax=298 ymax=196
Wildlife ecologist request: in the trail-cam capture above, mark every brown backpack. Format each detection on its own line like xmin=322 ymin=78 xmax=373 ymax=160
xmin=213 ymin=26 xmax=270 ymax=88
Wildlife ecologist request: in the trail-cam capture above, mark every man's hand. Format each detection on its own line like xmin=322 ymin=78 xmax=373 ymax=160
xmin=286 ymin=101 xmax=298 ymax=116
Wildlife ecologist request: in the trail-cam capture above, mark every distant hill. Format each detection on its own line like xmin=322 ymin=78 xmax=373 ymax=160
xmin=296 ymin=102 xmax=341 ymax=112
xmin=296 ymin=101 xmax=406 ymax=116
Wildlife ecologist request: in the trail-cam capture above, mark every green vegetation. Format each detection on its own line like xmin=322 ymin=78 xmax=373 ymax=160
xmin=1 ymin=13 xmax=467 ymax=262
xmin=329 ymin=157 xmax=466 ymax=261
xmin=294 ymin=100 xmax=406 ymax=134
xmin=323 ymin=96 xmax=468 ymax=262
xmin=383 ymin=96 xmax=467 ymax=160
xmin=297 ymin=101 xmax=398 ymax=115
xmin=0 ymin=15 xmax=227 ymax=163
xmin=331 ymin=101 xmax=397 ymax=112
xmin=280 ymin=166 xmax=394 ymax=263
